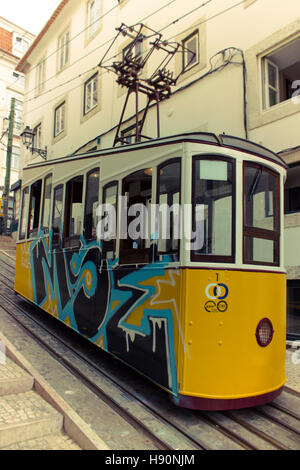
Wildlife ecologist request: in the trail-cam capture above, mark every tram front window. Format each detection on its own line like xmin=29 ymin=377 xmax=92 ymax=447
xmin=191 ymin=158 xmax=234 ymax=262
xmin=243 ymin=163 xmax=280 ymax=266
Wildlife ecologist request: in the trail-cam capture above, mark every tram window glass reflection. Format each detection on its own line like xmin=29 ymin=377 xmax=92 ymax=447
xmin=120 ymin=169 xmax=152 ymax=264
xmin=84 ymin=168 xmax=99 ymax=240
xmin=102 ymin=182 xmax=118 ymax=259
xmin=41 ymin=174 xmax=52 ymax=234
xmin=28 ymin=179 xmax=42 ymax=238
xmin=19 ymin=186 xmax=29 ymax=240
xmin=52 ymin=185 xmax=63 ymax=247
xmin=244 ymin=165 xmax=277 ymax=231
xmin=192 ymin=158 xmax=234 ymax=262
xmin=157 ymin=159 xmax=181 ymax=261
xmin=64 ymin=175 xmax=83 ymax=247
xmin=243 ymin=163 xmax=279 ymax=266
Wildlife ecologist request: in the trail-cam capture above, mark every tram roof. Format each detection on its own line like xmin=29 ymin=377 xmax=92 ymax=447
xmin=25 ymin=133 xmax=287 ymax=170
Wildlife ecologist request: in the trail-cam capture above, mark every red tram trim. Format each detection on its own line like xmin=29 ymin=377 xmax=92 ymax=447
xmin=171 ymin=387 xmax=284 ymax=411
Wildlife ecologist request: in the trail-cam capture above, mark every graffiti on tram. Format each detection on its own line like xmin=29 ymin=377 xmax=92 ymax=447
xmin=27 ymin=229 xmax=180 ymax=393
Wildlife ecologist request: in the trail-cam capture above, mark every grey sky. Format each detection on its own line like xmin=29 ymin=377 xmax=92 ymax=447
xmin=0 ymin=0 xmax=62 ymax=35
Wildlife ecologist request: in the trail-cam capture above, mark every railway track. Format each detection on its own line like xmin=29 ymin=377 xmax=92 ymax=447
xmin=0 ymin=252 xmax=299 ymax=450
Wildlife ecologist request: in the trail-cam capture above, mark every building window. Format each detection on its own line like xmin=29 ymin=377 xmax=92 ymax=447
xmin=13 ymin=35 xmax=29 ymax=54
xmin=33 ymin=123 xmax=42 ymax=150
xmin=285 ymin=186 xmax=300 ymax=213
xmin=182 ymin=30 xmax=199 ymax=72
xmin=54 ymin=102 xmax=65 ymax=137
xmin=58 ymin=30 xmax=70 ymax=71
xmin=121 ymin=124 xmax=135 ymax=145
xmin=36 ymin=59 xmax=45 ymax=94
xmin=122 ymin=35 xmax=143 ymax=62
xmin=84 ymin=168 xmax=99 ymax=240
xmin=11 ymin=146 xmax=20 ymax=169
xmin=12 ymin=72 xmax=25 ymax=87
xmin=88 ymin=0 xmax=101 ymax=39
xmin=262 ymin=36 xmax=300 ymax=109
xmin=84 ymin=74 xmax=98 ymax=115
xmin=14 ymin=99 xmax=23 ymax=135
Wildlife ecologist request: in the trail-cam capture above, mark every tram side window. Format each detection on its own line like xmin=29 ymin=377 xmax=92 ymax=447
xmin=244 ymin=163 xmax=279 ymax=265
xmin=157 ymin=159 xmax=181 ymax=261
xmin=19 ymin=187 xmax=29 ymax=240
xmin=64 ymin=175 xmax=83 ymax=247
xmin=84 ymin=168 xmax=99 ymax=241
xmin=28 ymin=179 xmax=42 ymax=238
xmin=52 ymin=185 xmax=64 ymax=247
xmin=191 ymin=158 xmax=234 ymax=262
xmin=101 ymin=182 xmax=118 ymax=259
xmin=120 ymin=169 xmax=152 ymax=264
xmin=41 ymin=174 xmax=52 ymax=234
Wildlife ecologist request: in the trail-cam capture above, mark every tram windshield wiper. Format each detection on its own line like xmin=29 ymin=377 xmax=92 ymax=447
xmin=248 ymin=168 xmax=262 ymax=201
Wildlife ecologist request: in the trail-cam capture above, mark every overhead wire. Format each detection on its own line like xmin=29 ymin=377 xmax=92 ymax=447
xmin=21 ymin=0 xmax=178 ymax=101
xmin=22 ymin=0 xmax=249 ymax=139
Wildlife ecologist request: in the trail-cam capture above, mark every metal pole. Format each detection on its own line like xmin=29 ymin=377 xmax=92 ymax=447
xmin=3 ymin=97 xmax=15 ymax=235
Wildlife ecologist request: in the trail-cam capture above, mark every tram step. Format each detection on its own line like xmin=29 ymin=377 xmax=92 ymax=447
xmin=2 ymin=432 xmax=81 ymax=450
xmin=0 ymin=390 xmax=63 ymax=448
xmin=0 ymin=357 xmax=34 ymax=396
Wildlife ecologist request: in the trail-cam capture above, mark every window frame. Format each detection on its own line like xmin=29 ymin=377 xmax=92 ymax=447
xmin=36 ymin=58 xmax=45 ymax=95
xmin=182 ymin=30 xmax=199 ymax=73
xmin=191 ymin=155 xmax=236 ymax=264
xmin=263 ymin=57 xmax=280 ymax=109
xmin=19 ymin=186 xmax=30 ymax=241
xmin=27 ymin=179 xmax=42 ymax=239
xmin=243 ymin=162 xmax=280 ymax=266
xmin=83 ymin=167 xmax=100 ymax=241
xmin=51 ymin=184 xmax=64 ymax=249
xmin=54 ymin=101 xmax=65 ymax=137
xmin=83 ymin=73 xmax=98 ymax=115
xmin=87 ymin=0 xmax=101 ymax=39
xmin=156 ymin=157 xmax=182 ymax=261
xmin=119 ymin=168 xmax=152 ymax=265
xmin=57 ymin=29 xmax=70 ymax=72
xmin=101 ymin=180 xmax=119 ymax=259
xmin=63 ymin=175 xmax=84 ymax=248
xmin=40 ymin=173 xmax=53 ymax=234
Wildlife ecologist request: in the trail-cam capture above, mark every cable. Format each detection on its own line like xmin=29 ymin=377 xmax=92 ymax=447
xmin=22 ymin=0 xmax=178 ymax=101
xmin=23 ymin=0 xmax=248 ymax=135
xmin=23 ymin=0 xmax=208 ymax=107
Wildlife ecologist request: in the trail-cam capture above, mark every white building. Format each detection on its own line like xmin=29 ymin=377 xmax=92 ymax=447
xmin=0 ymin=16 xmax=35 ymax=228
xmin=16 ymin=0 xmax=300 ymax=337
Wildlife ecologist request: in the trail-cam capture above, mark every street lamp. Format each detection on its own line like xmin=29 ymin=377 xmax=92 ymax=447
xmin=20 ymin=126 xmax=47 ymax=160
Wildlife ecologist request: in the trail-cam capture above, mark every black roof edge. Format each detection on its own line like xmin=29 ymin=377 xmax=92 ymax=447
xmin=10 ymin=179 xmax=22 ymax=191
xmin=24 ymin=132 xmax=287 ymax=170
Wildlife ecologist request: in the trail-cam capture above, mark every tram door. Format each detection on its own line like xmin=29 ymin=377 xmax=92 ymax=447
xmin=60 ymin=169 xmax=106 ymax=338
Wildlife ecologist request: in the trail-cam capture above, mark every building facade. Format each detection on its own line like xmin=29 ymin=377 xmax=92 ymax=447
xmin=0 ymin=16 xmax=35 ymax=230
xmin=16 ymin=0 xmax=300 ymax=337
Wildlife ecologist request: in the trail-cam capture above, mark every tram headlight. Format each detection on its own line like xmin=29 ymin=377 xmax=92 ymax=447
xmin=255 ymin=318 xmax=274 ymax=347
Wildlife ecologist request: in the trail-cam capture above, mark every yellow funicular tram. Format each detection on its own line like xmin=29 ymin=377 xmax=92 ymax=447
xmin=15 ymin=132 xmax=287 ymax=410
